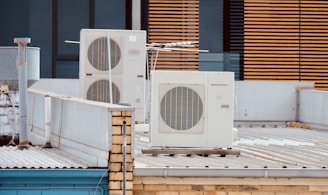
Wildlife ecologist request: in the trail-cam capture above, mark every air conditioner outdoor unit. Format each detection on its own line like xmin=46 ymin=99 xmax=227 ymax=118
xmin=79 ymin=29 xmax=146 ymax=122
xmin=150 ymin=70 xmax=234 ymax=148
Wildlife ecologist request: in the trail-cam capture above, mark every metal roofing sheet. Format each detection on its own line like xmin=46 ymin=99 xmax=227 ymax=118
xmin=134 ymin=127 xmax=328 ymax=177
xmin=0 ymin=145 xmax=91 ymax=169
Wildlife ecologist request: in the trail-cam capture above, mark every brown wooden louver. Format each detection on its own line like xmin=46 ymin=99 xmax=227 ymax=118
xmin=244 ymin=0 xmax=328 ymax=90
xmin=148 ymin=0 xmax=199 ymax=70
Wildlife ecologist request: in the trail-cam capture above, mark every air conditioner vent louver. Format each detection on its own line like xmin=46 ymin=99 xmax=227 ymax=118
xmin=87 ymin=37 xmax=121 ymax=71
xmin=86 ymin=79 xmax=120 ymax=104
xmin=160 ymin=85 xmax=203 ymax=131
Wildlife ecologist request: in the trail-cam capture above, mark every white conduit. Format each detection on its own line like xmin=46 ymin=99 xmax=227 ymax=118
xmin=44 ymin=95 xmax=52 ymax=148
xmin=14 ymin=37 xmax=31 ymax=147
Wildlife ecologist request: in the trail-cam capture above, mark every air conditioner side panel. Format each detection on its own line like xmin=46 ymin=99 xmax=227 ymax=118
xmin=206 ymin=72 xmax=234 ymax=148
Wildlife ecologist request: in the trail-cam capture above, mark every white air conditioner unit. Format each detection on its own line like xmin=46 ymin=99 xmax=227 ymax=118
xmin=79 ymin=29 xmax=146 ymax=122
xmin=150 ymin=70 xmax=234 ymax=148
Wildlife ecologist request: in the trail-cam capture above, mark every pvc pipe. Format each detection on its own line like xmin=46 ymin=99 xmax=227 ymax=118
xmin=44 ymin=95 xmax=52 ymax=148
xmin=14 ymin=37 xmax=31 ymax=147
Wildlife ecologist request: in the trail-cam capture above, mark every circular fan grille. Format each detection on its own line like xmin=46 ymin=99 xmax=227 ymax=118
xmin=87 ymin=79 xmax=120 ymax=104
xmin=160 ymin=86 xmax=203 ymax=130
xmin=87 ymin=37 xmax=121 ymax=71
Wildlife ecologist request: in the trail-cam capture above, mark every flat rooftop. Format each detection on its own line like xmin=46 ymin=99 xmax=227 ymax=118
xmin=134 ymin=126 xmax=328 ymax=177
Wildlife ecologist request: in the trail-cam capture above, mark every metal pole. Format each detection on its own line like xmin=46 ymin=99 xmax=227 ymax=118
xmin=14 ymin=37 xmax=31 ymax=148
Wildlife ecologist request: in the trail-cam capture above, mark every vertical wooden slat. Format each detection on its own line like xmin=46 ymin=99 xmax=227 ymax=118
xmin=148 ymin=0 xmax=199 ymax=70
xmin=244 ymin=0 xmax=301 ymax=80
xmin=300 ymin=0 xmax=328 ymax=90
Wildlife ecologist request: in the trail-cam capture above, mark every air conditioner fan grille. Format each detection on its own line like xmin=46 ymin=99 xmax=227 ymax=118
xmin=87 ymin=79 xmax=120 ymax=104
xmin=87 ymin=37 xmax=121 ymax=71
xmin=160 ymin=86 xmax=203 ymax=130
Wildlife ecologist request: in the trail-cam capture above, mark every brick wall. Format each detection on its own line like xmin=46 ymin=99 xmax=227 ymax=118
xmin=134 ymin=177 xmax=328 ymax=195
xmin=109 ymin=111 xmax=133 ymax=195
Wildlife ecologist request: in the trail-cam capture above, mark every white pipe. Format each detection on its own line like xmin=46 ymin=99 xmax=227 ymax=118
xmin=107 ymin=32 xmax=113 ymax=104
xmin=122 ymin=121 xmax=127 ymax=195
xmin=14 ymin=37 xmax=31 ymax=147
xmin=44 ymin=95 xmax=52 ymax=148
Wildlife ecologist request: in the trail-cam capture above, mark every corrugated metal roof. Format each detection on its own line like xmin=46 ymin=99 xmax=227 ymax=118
xmin=134 ymin=127 xmax=328 ymax=177
xmin=0 ymin=145 xmax=91 ymax=169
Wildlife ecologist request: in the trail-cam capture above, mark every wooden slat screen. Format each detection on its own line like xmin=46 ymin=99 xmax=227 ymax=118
xmin=148 ymin=0 xmax=199 ymax=70
xmin=244 ymin=0 xmax=328 ymax=90
xmin=300 ymin=1 xmax=328 ymax=90
xmin=244 ymin=0 xmax=301 ymax=80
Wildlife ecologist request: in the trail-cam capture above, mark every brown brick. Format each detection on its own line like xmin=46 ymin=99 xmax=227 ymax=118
xmin=126 ymin=136 xmax=131 ymax=145
xmin=310 ymin=186 xmax=328 ymax=192
xmin=112 ymin=135 xmax=123 ymax=144
xmin=108 ymin=190 xmax=135 ymax=195
xmin=300 ymin=193 xmax=322 ymax=195
xmin=110 ymin=172 xmax=123 ymax=180
xmin=126 ymin=162 xmax=134 ymax=171
xmin=285 ymin=185 xmax=309 ymax=192
xmin=275 ymin=193 xmax=298 ymax=195
xmin=125 ymin=125 xmax=132 ymax=135
xmin=109 ymin=190 xmax=122 ymax=195
xmin=134 ymin=191 xmax=153 ymax=195
xmin=261 ymin=185 xmax=285 ymax=191
xmin=112 ymin=116 xmax=131 ymax=125
xmin=216 ymin=186 xmax=241 ymax=192
xmin=241 ymin=185 xmax=260 ymax=191
xmin=155 ymin=191 xmax=179 ymax=195
xmin=126 ymin=154 xmax=133 ymax=162
xmin=109 ymin=190 xmax=133 ymax=195
xmin=113 ymin=125 xmax=130 ymax=134
xmin=126 ymin=172 xmax=133 ymax=180
xmin=110 ymin=171 xmax=133 ymax=181
xmin=227 ymin=192 xmax=251 ymax=195
xmin=144 ymin=184 xmax=167 ymax=191
xmin=167 ymin=184 xmax=192 ymax=191
xmin=111 ymin=145 xmax=122 ymax=153
xmin=110 ymin=154 xmax=123 ymax=162
xmin=204 ymin=192 xmax=227 ymax=195
xmin=125 ymin=181 xmax=134 ymax=190
xmin=112 ymin=111 xmax=122 ymax=116
xmin=109 ymin=162 xmax=122 ymax=172
xmin=112 ymin=126 xmax=122 ymax=135
xmin=109 ymin=181 xmax=121 ymax=189
xmin=125 ymin=190 xmax=133 ymax=195
xmin=133 ymin=184 xmax=144 ymax=190
xmin=203 ymin=185 xmax=216 ymax=191
xmin=109 ymin=153 xmax=132 ymax=163
xmin=126 ymin=145 xmax=132 ymax=154
xmin=251 ymin=192 xmax=274 ymax=195
xmin=180 ymin=191 xmax=202 ymax=195
xmin=192 ymin=185 xmax=204 ymax=191
xmin=122 ymin=111 xmax=131 ymax=116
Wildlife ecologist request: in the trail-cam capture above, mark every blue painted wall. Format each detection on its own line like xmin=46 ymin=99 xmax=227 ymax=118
xmin=0 ymin=169 xmax=108 ymax=195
